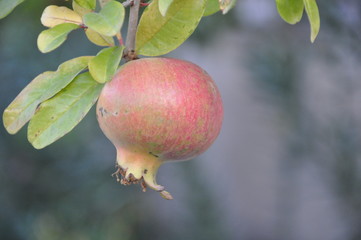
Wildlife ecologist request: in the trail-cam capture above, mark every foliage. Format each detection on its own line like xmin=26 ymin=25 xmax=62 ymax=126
xmin=0 ymin=0 xmax=25 ymax=19
xmin=136 ymin=0 xmax=206 ymax=56
xmin=276 ymin=0 xmax=320 ymax=42
xmin=1 ymin=0 xmax=320 ymax=149
xmin=3 ymin=57 xmax=91 ymax=135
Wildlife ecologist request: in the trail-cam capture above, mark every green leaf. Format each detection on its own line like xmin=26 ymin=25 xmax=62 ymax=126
xmin=41 ymin=5 xmax=83 ymax=28
xmin=303 ymin=0 xmax=320 ymax=42
xmin=275 ymin=0 xmax=304 ymax=24
xmin=74 ymin=0 xmax=96 ymax=10
xmin=98 ymin=0 xmax=112 ymax=8
xmin=28 ymin=72 xmax=103 ymax=149
xmin=0 ymin=0 xmax=25 ymax=19
xmin=136 ymin=0 xmax=206 ymax=56
xmin=88 ymin=46 xmax=124 ymax=83
xmin=85 ymin=28 xmax=115 ymax=47
xmin=37 ymin=23 xmax=79 ymax=53
xmin=3 ymin=56 xmax=92 ymax=134
xmin=204 ymin=0 xmax=220 ymax=16
xmin=83 ymin=0 xmax=125 ymax=37
xmin=219 ymin=0 xmax=237 ymax=14
xmin=159 ymin=0 xmax=174 ymax=16
xmin=72 ymin=1 xmax=92 ymax=16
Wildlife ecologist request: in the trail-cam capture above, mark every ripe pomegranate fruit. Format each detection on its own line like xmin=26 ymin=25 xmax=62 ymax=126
xmin=96 ymin=58 xmax=223 ymax=199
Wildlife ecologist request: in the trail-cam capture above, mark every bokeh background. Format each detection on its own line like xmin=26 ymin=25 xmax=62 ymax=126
xmin=1 ymin=0 xmax=361 ymax=239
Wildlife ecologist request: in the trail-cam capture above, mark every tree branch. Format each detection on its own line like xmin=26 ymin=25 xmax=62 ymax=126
xmin=122 ymin=0 xmax=133 ymax=8
xmin=124 ymin=0 xmax=141 ymax=61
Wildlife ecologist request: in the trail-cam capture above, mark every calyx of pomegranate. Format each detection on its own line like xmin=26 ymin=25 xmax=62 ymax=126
xmin=112 ymin=147 xmax=173 ymax=200
xmin=96 ymin=57 xmax=223 ymax=200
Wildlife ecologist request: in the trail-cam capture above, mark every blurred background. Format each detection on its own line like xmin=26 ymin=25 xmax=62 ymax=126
xmin=1 ymin=0 xmax=361 ymax=239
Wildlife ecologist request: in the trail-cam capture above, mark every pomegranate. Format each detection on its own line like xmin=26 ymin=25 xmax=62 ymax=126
xmin=96 ymin=58 xmax=223 ymax=199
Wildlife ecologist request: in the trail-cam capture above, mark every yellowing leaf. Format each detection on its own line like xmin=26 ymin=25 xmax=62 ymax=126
xmin=37 ymin=23 xmax=79 ymax=53
xmin=136 ymin=0 xmax=206 ymax=56
xmin=88 ymin=46 xmax=124 ymax=83
xmin=303 ymin=0 xmax=320 ymax=42
xmin=0 ymin=0 xmax=25 ymax=19
xmin=41 ymin=5 xmax=83 ymax=28
xmin=85 ymin=28 xmax=115 ymax=47
xmin=83 ymin=0 xmax=125 ymax=36
xmin=3 ymin=56 xmax=92 ymax=134
xmin=28 ymin=72 xmax=103 ymax=149
xmin=159 ymin=0 xmax=174 ymax=16
xmin=276 ymin=0 xmax=304 ymax=24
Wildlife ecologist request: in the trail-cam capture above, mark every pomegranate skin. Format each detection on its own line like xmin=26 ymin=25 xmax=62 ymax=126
xmin=96 ymin=57 xmax=223 ymax=199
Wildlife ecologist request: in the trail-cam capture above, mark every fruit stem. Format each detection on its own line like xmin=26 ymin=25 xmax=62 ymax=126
xmin=124 ymin=0 xmax=141 ymax=61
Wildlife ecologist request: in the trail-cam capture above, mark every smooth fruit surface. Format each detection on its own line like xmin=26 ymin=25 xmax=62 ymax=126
xmin=96 ymin=57 xmax=223 ymax=199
